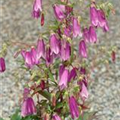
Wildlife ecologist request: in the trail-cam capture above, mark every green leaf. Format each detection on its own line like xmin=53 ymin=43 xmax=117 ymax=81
xmin=10 ymin=109 xmax=21 ymax=120
xmin=38 ymin=90 xmax=51 ymax=101
xmin=45 ymin=68 xmax=57 ymax=85
xmin=0 ymin=118 xmax=4 ymax=120
xmin=78 ymin=112 xmax=96 ymax=120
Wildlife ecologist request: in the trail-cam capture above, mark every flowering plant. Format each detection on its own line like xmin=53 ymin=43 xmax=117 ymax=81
xmin=0 ymin=0 xmax=116 ymax=120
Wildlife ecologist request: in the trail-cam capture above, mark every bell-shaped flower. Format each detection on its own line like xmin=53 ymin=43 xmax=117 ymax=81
xmin=80 ymin=82 xmax=89 ymax=101
xmin=53 ymin=5 xmax=66 ymax=21
xmin=60 ymin=40 xmax=71 ymax=61
xmin=83 ymin=28 xmax=89 ymax=43
xmin=90 ymin=6 xmax=99 ymax=27
xmin=21 ymin=50 xmax=34 ymax=68
xmin=89 ymin=26 xmax=97 ymax=43
xmin=50 ymin=34 xmax=60 ymax=55
xmin=31 ymin=47 xmax=40 ymax=65
xmin=21 ymin=97 xmax=36 ymax=117
xmin=0 ymin=57 xmax=6 ymax=72
xmin=58 ymin=66 xmax=69 ymax=90
xmin=79 ymin=40 xmax=87 ymax=58
xmin=32 ymin=0 xmax=42 ymax=19
xmin=69 ymin=96 xmax=79 ymax=119
xmin=68 ymin=68 xmax=77 ymax=82
xmin=83 ymin=26 xmax=97 ymax=43
xmin=52 ymin=114 xmax=61 ymax=120
xmin=73 ymin=17 xmax=82 ymax=38
xmin=97 ymin=9 xmax=109 ymax=32
xmin=36 ymin=39 xmax=45 ymax=59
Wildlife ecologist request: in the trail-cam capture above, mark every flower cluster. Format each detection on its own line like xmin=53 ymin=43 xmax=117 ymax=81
xmin=18 ymin=0 xmax=112 ymax=119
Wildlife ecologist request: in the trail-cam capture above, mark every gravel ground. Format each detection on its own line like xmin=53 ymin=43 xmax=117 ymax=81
xmin=0 ymin=0 xmax=120 ymax=119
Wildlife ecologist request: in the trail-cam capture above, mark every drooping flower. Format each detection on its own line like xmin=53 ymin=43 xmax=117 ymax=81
xmin=58 ymin=66 xmax=69 ymax=90
xmin=97 ymin=9 xmax=109 ymax=32
xmin=21 ymin=50 xmax=34 ymax=68
xmin=0 ymin=57 xmax=6 ymax=73
xmin=52 ymin=114 xmax=61 ymax=120
xmin=90 ymin=5 xmax=109 ymax=32
xmin=89 ymin=26 xmax=97 ymax=43
xmin=69 ymin=96 xmax=79 ymax=119
xmin=53 ymin=5 xmax=66 ymax=21
xmin=73 ymin=17 xmax=82 ymax=38
xmin=60 ymin=40 xmax=71 ymax=61
xmin=36 ymin=39 xmax=45 ymax=59
xmin=32 ymin=0 xmax=42 ymax=19
xmin=50 ymin=34 xmax=60 ymax=55
xmin=21 ymin=97 xmax=36 ymax=117
xmin=79 ymin=40 xmax=87 ymax=58
xmin=83 ymin=28 xmax=90 ymax=43
xmin=31 ymin=47 xmax=40 ymax=65
xmin=21 ymin=47 xmax=40 ymax=68
xmin=83 ymin=26 xmax=97 ymax=43
xmin=90 ymin=6 xmax=99 ymax=27
xmin=79 ymin=82 xmax=89 ymax=101
xmin=68 ymin=68 xmax=77 ymax=82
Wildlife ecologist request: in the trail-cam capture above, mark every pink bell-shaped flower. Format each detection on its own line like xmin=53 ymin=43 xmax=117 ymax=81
xmin=90 ymin=6 xmax=99 ymax=27
xmin=79 ymin=40 xmax=87 ymax=58
xmin=69 ymin=96 xmax=79 ymax=119
xmin=58 ymin=65 xmax=69 ymax=90
xmin=60 ymin=40 xmax=71 ymax=61
xmin=21 ymin=97 xmax=36 ymax=117
xmin=97 ymin=9 xmax=109 ymax=32
xmin=53 ymin=4 xmax=66 ymax=21
xmin=21 ymin=50 xmax=34 ymax=68
xmin=36 ymin=39 xmax=45 ymax=59
xmin=73 ymin=17 xmax=82 ymax=38
xmin=80 ymin=82 xmax=89 ymax=101
xmin=89 ymin=26 xmax=97 ymax=43
xmin=32 ymin=0 xmax=42 ymax=19
xmin=50 ymin=34 xmax=60 ymax=55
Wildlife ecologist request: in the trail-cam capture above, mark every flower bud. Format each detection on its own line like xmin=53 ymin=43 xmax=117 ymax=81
xmin=0 ymin=57 xmax=6 ymax=72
